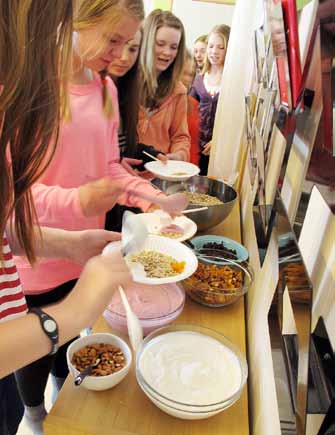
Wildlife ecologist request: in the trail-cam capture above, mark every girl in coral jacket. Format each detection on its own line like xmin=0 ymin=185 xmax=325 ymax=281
xmin=14 ymin=1 xmax=186 ymax=431
xmin=137 ymin=9 xmax=191 ymax=161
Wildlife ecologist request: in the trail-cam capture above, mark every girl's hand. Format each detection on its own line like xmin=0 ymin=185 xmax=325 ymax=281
xmin=68 ymin=250 xmax=132 ymax=324
xmin=202 ymin=141 xmax=212 ymax=156
xmin=79 ymin=177 xmax=123 ymax=217
xmin=121 ymin=157 xmax=143 ymax=176
xmin=157 ymin=153 xmax=168 ymax=164
xmin=166 ymin=152 xmax=185 ymax=161
xmin=159 ymin=192 xmax=188 ymax=216
xmin=65 ymin=230 xmax=121 ymax=265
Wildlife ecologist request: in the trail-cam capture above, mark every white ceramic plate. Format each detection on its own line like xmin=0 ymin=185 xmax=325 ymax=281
xmin=130 ymin=212 xmax=197 ymax=242
xmin=103 ymin=236 xmax=198 ymax=285
xmin=144 ymin=160 xmax=200 ymax=181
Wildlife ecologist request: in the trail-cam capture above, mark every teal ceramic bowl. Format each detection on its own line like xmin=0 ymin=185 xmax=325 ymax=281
xmin=189 ymin=235 xmax=249 ymax=265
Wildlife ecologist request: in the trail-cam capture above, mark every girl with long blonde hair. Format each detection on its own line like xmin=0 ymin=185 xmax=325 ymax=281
xmin=1 ymin=1 xmax=132 ymax=434
xmin=138 ymin=9 xmax=191 ymax=161
xmin=14 ymin=2 xmax=187 ymax=430
xmin=190 ymin=24 xmax=230 ymax=174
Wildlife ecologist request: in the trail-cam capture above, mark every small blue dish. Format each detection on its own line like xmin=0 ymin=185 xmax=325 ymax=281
xmin=189 ymin=235 xmax=249 ymax=265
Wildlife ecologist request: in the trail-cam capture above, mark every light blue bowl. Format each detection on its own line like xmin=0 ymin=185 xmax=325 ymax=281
xmin=189 ymin=235 xmax=249 ymax=265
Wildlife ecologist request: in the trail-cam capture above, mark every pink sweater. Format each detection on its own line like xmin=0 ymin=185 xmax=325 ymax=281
xmin=15 ymin=75 xmax=162 ymax=294
xmin=137 ymin=82 xmax=191 ymax=161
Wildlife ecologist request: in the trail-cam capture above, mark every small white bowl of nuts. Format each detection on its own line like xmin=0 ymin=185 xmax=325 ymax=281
xmin=66 ymin=333 xmax=132 ymax=391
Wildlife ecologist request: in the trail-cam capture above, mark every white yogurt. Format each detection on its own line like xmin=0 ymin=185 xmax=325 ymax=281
xmin=138 ymin=331 xmax=242 ymax=405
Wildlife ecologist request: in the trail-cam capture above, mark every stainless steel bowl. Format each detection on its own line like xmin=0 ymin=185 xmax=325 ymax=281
xmin=152 ymin=176 xmax=237 ymax=231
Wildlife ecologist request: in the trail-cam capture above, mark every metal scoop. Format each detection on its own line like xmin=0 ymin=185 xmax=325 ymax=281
xmin=74 ymin=358 xmax=101 ymax=386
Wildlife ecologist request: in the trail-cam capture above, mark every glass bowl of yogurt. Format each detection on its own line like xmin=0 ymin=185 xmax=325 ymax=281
xmin=136 ymin=324 xmax=248 ymax=420
xmin=103 ymin=283 xmax=185 ymax=336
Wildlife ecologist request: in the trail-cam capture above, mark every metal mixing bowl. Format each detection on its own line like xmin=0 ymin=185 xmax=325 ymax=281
xmin=152 ymin=176 xmax=237 ymax=231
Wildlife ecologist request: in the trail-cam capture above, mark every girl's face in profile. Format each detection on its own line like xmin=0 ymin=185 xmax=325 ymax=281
xmin=193 ymin=41 xmax=206 ymax=68
xmin=75 ymin=14 xmax=140 ymax=72
xmin=207 ymin=33 xmax=226 ymax=67
xmin=108 ymin=29 xmax=142 ymax=77
xmin=154 ymin=25 xmax=181 ymax=74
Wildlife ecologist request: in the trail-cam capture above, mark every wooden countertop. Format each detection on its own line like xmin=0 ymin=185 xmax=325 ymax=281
xmin=44 ymin=202 xmax=249 ymax=435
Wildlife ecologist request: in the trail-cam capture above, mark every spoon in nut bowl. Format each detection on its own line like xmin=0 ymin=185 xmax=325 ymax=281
xmin=74 ymin=358 xmax=101 ymax=386
xmin=118 ymin=286 xmax=143 ymax=353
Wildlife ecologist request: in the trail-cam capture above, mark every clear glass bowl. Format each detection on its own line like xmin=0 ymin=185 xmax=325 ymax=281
xmin=103 ymin=283 xmax=185 ymax=336
xmin=180 ymin=255 xmax=253 ymax=307
xmin=136 ymin=324 xmax=248 ymax=420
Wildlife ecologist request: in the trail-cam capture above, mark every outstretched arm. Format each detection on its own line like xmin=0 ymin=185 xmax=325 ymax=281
xmin=0 ymin=250 xmax=131 ymax=378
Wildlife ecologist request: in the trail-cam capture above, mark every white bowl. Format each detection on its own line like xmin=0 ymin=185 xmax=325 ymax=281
xmin=66 ymin=333 xmax=132 ymax=391
xmin=103 ymin=236 xmax=198 ymax=285
xmin=128 ymin=211 xmax=197 ymax=242
xmin=145 ymin=160 xmax=200 ymax=181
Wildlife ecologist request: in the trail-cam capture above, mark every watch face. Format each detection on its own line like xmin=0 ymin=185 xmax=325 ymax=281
xmin=44 ymin=319 xmax=57 ymax=334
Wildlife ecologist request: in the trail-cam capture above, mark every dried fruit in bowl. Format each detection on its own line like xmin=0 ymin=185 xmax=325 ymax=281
xmin=183 ymin=263 xmax=244 ymax=306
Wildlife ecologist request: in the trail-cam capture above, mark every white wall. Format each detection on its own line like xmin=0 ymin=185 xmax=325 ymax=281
xmin=172 ymin=1 xmax=235 ymax=49
xmin=143 ymin=0 xmax=155 ymax=17
xmin=142 ymin=0 xmax=235 ymax=49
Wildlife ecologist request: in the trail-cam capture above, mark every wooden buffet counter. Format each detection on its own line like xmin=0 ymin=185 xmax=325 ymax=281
xmin=44 ymin=201 xmax=249 ymax=435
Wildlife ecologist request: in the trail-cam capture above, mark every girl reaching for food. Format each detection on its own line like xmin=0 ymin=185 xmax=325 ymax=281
xmin=137 ymin=9 xmax=191 ymax=161
xmin=14 ymin=1 xmax=187 ymax=432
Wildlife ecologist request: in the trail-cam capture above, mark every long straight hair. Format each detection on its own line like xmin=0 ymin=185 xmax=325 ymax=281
xmin=0 ymin=0 xmax=73 ymax=263
xmin=112 ymin=27 xmax=143 ymax=157
xmin=140 ymin=9 xmax=186 ymax=109
xmin=73 ymin=0 xmax=144 ymax=118
xmin=202 ymin=24 xmax=230 ymax=75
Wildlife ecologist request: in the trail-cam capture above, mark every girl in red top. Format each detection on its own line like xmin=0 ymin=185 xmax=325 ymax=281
xmin=181 ymin=49 xmax=200 ymax=166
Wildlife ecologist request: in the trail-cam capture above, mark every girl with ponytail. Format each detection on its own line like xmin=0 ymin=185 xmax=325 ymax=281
xmin=14 ymin=1 xmax=185 ymax=431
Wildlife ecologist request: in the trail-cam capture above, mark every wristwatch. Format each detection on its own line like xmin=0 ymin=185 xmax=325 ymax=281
xmin=29 ymin=307 xmax=59 ymax=355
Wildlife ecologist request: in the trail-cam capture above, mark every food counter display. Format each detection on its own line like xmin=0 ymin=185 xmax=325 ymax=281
xmin=44 ymin=201 xmax=249 ymax=435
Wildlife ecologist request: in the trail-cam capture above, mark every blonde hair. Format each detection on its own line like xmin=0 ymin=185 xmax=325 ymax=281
xmin=0 ymin=0 xmax=73 ymax=263
xmin=140 ymin=9 xmax=186 ymax=109
xmin=194 ymin=34 xmax=207 ymax=45
xmin=202 ymin=24 xmax=230 ymax=75
xmin=73 ymin=0 xmax=144 ymax=118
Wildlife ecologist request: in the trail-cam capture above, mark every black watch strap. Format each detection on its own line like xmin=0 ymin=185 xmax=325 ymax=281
xmin=28 ymin=307 xmax=59 ymax=355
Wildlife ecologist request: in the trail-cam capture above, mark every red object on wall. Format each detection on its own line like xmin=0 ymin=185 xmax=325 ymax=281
xmin=281 ymin=0 xmax=303 ymax=109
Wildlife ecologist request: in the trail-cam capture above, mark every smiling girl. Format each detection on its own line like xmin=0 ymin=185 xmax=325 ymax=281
xmin=137 ymin=9 xmax=191 ymax=161
xmin=190 ymin=24 xmax=230 ymax=174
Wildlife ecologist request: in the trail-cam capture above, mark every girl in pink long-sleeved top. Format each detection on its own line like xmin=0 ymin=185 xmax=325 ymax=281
xmin=14 ymin=1 xmax=184 ymax=428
